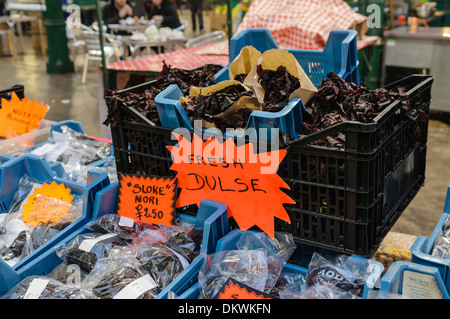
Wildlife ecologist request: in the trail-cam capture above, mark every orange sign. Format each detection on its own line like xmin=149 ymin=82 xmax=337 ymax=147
xmin=22 ymin=181 xmax=74 ymax=226
xmin=117 ymin=174 xmax=177 ymax=226
xmin=167 ymin=133 xmax=295 ymax=238
xmin=0 ymin=92 xmax=49 ymax=139
xmin=215 ymin=278 xmax=274 ymax=299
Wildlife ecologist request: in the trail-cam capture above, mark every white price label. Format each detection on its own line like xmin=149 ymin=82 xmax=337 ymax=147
xmin=113 ymin=274 xmax=158 ymax=299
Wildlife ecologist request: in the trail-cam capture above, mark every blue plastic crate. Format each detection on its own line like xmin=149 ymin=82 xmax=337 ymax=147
xmin=0 ymin=181 xmax=230 ymax=298
xmin=0 ymin=154 xmax=111 ymax=295
xmin=410 ymin=184 xmax=450 ymax=293
xmin=177 ymin=228 xmax=383 ymax=299
xmin=154 ymin=28 xmax=358 ymax=141
xmin=154 ymin=84 xmax=306 ymax=141
xmin=215 ymin=28 xmax=360 ymax=85
xmin=10 ymin=120 xmax=115 ymax=182
xmin=367 ymin=261 xmax=450 ymax=299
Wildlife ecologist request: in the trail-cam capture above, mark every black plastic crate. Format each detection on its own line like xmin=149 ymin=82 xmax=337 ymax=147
xmin=106 ymin=74 xmax=433 ymax=257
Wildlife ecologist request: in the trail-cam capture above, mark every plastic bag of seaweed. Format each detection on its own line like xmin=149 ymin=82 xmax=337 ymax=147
xmin=1 ymin=276 xmax=94 ymax=299
xmin=81 ymin=256 xmax=159 ymax=299
xmin=55 ymin=232 xmax=129 ymax=273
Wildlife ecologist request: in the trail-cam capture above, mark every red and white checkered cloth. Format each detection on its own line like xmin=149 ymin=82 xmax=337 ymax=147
xmin=106 ymin=42 xmax=229 ymax=72
xmin=235 ymin=0 xmax=367 ymax=50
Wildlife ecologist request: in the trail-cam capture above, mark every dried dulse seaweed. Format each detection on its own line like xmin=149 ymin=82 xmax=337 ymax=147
xmin=257 ymin=64 xmax=301 ymax=112
xmin=301 ymin=72 xmax=427 ymax=148
xmin=104 ymin=61 xmax=223 ymax=127
xmin=183 ymin=84 xmax=253 ymax=123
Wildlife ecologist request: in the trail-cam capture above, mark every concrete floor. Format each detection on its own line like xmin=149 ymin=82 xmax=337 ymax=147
xmin=1 ymin=16 xmax=450 ymax=239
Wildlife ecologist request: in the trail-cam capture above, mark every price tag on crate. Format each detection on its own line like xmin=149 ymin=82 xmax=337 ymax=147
xmin=0 ymin=92 xmax=49 ymax=139
xmin=116 ymin=174 xmax=177 ymax=226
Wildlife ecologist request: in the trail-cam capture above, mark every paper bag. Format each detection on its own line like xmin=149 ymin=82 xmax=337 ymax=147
xmin=228 ymin=46 xmax=263 ymax=82
xmin=243 ymin=49 xmax=318 ymax=111
xmin=180 ymin=80 xmax=261 ymax=130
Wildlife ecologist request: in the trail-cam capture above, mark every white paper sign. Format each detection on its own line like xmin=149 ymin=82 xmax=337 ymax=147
xmin=23 ymin=278 xmax=50 ymax=299
xmin=402 ymin=270 xmax=443 ymax=299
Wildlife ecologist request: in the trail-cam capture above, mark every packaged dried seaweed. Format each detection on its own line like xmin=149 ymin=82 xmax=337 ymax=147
xmin=81 ymin=256 xmax=159 ymax=299
xmin=1 ymin=276 xmax=93 ymax=299
xmin=55 ymin=232 xmax=130 ymax=273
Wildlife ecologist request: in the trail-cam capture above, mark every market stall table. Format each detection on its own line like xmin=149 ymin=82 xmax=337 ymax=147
xmin=117 ymin=35 xmax=187 ymax=59
xmin=106 ymin=36 xmax=378 ymax=74
xmin=382 ymin=26 xmax=450 ymax=113
xmin=106 ymin=41 xmax=229 ymax=73
xmin=0 ymin=14 xmax=45 ymax=56
xmin=107 ymin=23 xmax=152 ymax=35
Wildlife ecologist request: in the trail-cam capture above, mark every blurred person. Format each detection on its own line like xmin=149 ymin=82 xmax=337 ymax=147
xmin=145 ymin=0 xmax=181 ymax=29
xmin=103 ymin=0 xmax=134 ymax=25
xmin=189 ymin=0 xmax=203 ymax=32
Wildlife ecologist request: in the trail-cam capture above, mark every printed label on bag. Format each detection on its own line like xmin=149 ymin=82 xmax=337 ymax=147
xmin=23 ymin=278 xmax=50 ymax=299
xmin=113 ymin=274 xmax=158 ymax=299
xmin=78 ymin=233 xmax=117 ymax=252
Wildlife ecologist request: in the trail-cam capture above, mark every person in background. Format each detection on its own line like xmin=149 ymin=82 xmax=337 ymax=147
xmin=189 ymin=0 xmax=203 ymax=32
xmin=145 ymin=0 xmax=181 ymax=29
xmin=103 ymin=0 xmax=134 ymax=25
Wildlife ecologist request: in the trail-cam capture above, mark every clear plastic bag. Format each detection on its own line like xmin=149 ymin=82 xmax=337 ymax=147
xmin=55 ymin=232 xmax=129 ymax=273
xmin=3 ymin=174 xmax=40 ymax=215
xmin=81 ymin=256 xmax=159 ymax=299
xmin=86 ymin=213 xmax=147 ymax=241
xmin=124 ymin=239 xmax=188 ymax=290
xmin=47 ymin=262 xmax=90 ymax=286
xmin=236 ymin=231 xmax=296 ymax=293
xmin=0 ymin=217 xmax=29 ymax=266
xmin=431 ymin=215 xmax=450 ymax=259
xmin=0 ymin=276 xmax=94 ymax=299
xmin=23 ymin=125 xmax=113 ymax=184
xmin=0 ymin=183 xmax=83 ymax=266
xmin=304 ymin=253 xmax=371 ymax=298
xmin=198 ymin=249 xmax=269 ymax=299
xmin=294 ymin=282 xmax=360 ymax=299
xmin=270 ymin=271 xmax=306 ymax=298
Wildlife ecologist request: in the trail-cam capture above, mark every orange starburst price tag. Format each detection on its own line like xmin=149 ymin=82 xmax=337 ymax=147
xmin=167 ymin=133 xmax=295 ymax=238
xmin=215 ymin=278 xmax=274 ymax=299
xmin=117 ymin=174 xmax=177 ymax=226
xmin=0 ymin=92 xmax=49 ymax=139
xmin=21 ymin=181 xmax=74 ymax=226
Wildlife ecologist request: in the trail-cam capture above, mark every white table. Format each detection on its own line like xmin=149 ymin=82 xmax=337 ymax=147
xmin=107 ymin=23 xmax=154 ymax=35
xmin=118 ymin=35 xmax=187 ymax=58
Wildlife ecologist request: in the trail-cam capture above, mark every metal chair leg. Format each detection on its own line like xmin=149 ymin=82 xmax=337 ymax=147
xmin=82 ymin=53 xmax=89 ymax=84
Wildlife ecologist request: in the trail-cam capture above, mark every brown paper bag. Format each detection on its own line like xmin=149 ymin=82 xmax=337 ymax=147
xmin=180 ymin=80 xmax=261 ymax=130
xmin=243 ymin=49 xmax=318 ymax=109
xmin=228 ymin=46 xmax=263 ymax=82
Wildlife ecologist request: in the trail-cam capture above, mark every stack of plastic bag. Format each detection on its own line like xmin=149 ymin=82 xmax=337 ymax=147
xmin=18 ymin=125 xmax=114 ymax=185
xmin=0 ymin=174 xmax=83 ymax=267
xmin=1 ymin=214 xmax=203 ymax=299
